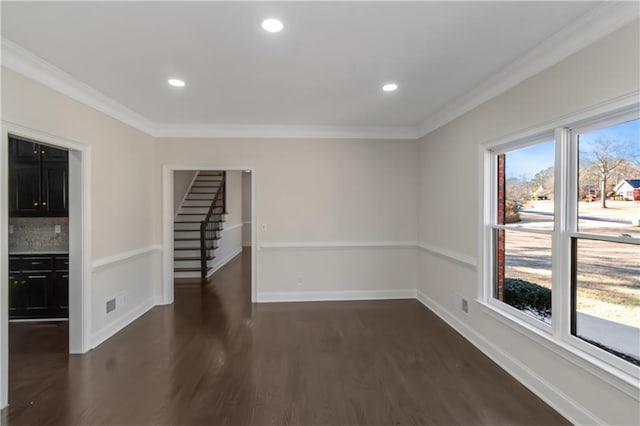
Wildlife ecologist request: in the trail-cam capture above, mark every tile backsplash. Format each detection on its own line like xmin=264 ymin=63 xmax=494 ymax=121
xmin=8 ymin=217 xmax=69 ymax=253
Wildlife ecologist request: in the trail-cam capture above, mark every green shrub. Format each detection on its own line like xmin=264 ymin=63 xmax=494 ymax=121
xmin=504 ymin=278 xmax=551 ymax=318
xmin=504 ymin=200 xmax=521 ymax=223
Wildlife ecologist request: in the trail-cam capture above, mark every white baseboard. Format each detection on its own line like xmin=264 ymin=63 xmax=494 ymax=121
xmin=257 ymin=288 xmax=417 ymax=303
xmin=153 ymin=295 xmax=168 ymax=306
xmin=415 ymin=290 xmax=603 ymax=426
xmin=91 ymin=296 xmax=156 ymax=349
xmin=242 ymin=242 xmax=252 ymax=247
xmin=205 ymin=246 xmax=243 ymax=278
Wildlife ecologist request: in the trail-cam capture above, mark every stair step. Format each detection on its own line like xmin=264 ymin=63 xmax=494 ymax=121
xmin=175 ymin=229 xmax=222 ymax=234
xmin=185 ymin=195 xmax=218 ymax=199
xmin=181 ymin=201 xmax=212 ymax=206
xmin=174 ymin=221 xmax=224 ymax=225
xmin=174 ymin=267 xmax=213 ymax=273
xmin=175 ymin=256 xmax=215 ymax=261
xmin=175 ymin=247 xmax=216 ymax=251
xmin=175 ymin=236 xmax=221 ymax=241
xmin=176 ymin=213 xmax=223 ymax=216
xmin=175 ymin=232 xmax=221 ymax=239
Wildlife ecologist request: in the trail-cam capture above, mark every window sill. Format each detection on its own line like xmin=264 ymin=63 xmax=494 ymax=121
xmin=476 ymin=299 xmax=640 ymax=400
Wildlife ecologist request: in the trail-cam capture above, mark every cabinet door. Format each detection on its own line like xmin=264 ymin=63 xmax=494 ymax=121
xmin=41 ymin=144 xmax=68 ymax=162
xmin=24 ymin=273 xmax=50 ymax=318
xmin=8 ymin=274 xmax=27 ymax=319
xmin=9 ymin=165 xmax=42 ymax=216
xmin=42 ymin=163 xmax=68 ymax=216
xmin=51 ymin=272 xmax=69 ymax=317
xmin=9 ymin=137 xmax=39 ymax=163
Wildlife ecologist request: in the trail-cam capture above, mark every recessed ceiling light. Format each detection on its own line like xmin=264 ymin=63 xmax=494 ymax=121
xmin=382 ymin=83 xmax=398 ymax=92
xmin=168 ymin=78 xmax=185 ymax=87
xmin=262 ymin=18 xmax=283 ymax=33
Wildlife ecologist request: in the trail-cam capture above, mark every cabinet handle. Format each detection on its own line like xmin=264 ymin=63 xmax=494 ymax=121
xmin=33 ymin=150 xmax=38 ymax=154
xmin=41 ymin=150 xmax=45 ymax=154
xmin=31 ymin=261 xmax=42 ymax=265
xmin=42 ymin=202 xmax=47 ymax=206
xmin=62 ymin=275 xmax=69 ymax=278
xmin=27 ymin=275 xmax=46 ymax=279
xmin=21 ymin=281 xmax=26 ymax=285
xmin=33 ymin=202 xmax=39 ymax=206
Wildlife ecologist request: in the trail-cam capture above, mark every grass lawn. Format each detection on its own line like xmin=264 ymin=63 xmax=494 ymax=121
xmin=503 ymin=200 xmax=639 ymax=328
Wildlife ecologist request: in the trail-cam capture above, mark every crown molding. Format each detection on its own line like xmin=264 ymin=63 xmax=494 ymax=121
xmin=417 ymin=2 xmax=640 ymax=139
xmin=1 ymin=38 xmax=416 ymax=140
xmin=1 ymin=38 xmax=157 ymax=135
xmin=2 ymin=2 xmax=637 ymax=141
xmin=153 ymin=123 xmax=417 ymax=140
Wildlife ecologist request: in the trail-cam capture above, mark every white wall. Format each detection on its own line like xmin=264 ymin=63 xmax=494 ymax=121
xmin=154 ymin=137 xmax=419 ymax=299
xmin=173 ymin=170 xmax=196 ymax=215
xmin=242 ymin=171 xmax=252 ymax=246
xmin=1 ymin=68 xmax=161 ymax=348
xmin=417 ymin=21 xmax=640 ymax=425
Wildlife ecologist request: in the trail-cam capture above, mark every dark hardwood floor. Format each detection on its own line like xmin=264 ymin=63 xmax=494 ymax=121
xmin=3 ymin=248 xmax=568 ymax=425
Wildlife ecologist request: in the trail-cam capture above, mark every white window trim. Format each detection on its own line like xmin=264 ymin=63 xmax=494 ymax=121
xmin=477 ymin=91 xmax=640 ymax=399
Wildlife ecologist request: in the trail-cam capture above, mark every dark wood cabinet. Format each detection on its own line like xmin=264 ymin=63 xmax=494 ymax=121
xmin=52 ymin=272 xmax=69 ymax=311
xmin=42 ymin=163 xmax=68 ymax=215
xmin=9 ymin=138 xmax=40 ymax=163
xmin=9 ymin=136 xmax=68 ymax=217
xmin=8 ymin=254 xmax=68 ymax=320
xmin=10 ymin=165 xmax=41 ymax=215
xmin=41 ymin=145 xmax=68 ymax=162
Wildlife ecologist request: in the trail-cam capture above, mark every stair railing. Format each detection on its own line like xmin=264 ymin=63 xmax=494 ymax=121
xmin=199 ymin=171 xmax=226 ymax=279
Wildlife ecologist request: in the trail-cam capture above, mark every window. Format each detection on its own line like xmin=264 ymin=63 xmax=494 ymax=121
xmin=572 ymin=119 xmax=639 ymax=367
xmin=483 ymin=109 xmax=640 ymax=375
xmin=493 ymin=141 xmax=555 ymax=325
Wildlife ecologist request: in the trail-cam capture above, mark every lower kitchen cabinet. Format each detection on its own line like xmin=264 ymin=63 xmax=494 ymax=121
xmin=8 ymin=254 xmax=69 ymax=319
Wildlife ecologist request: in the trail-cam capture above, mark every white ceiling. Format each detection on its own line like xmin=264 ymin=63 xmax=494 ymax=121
xmin=0 ymin=1 xmax=632 ymax=137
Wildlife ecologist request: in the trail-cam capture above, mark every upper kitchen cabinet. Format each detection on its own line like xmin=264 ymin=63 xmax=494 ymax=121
xmin=40 ymin=144 xmax=68 ymax=162
xmin=9 ymin=138 xmax=40 ymax=163
xmin=9 ymin=136 xmax=68 ymax=217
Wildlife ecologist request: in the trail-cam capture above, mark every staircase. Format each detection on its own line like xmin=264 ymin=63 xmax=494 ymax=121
xmin=174 ymin=171 xmax=227 ymax=279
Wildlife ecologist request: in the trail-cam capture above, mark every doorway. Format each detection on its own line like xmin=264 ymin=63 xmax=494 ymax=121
xmin=162 ymin=166 xmax=257 ymax=303
xmin=1 ymin=122 xmax=91 ymax=408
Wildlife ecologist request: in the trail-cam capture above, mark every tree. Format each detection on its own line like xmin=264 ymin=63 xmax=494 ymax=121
xmin=584 ymin=140 xmax=626 ymax=208
xmin=505 ymin=177 xmax=531 ymax=205
xmin=531 ymin=166 xmax=554 ymax=199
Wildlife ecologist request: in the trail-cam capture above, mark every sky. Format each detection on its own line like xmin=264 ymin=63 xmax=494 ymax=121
xmin=579 ymin=118 xmax=640 ymax=163
xmin=505 ymin=118 xmax=639 ymax=180
xmin=505 ymin=141 xmax=554 ymax=179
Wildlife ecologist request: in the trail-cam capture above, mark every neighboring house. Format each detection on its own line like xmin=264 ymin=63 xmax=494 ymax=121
xmin=532 ymin=185 xmax=551 ymax=200
xmin=613 ymin=179 xmax=640 ymax=200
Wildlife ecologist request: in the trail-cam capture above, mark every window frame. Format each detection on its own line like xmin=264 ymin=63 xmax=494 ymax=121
xmin=563 ymin=111 xmax=640 ymax=375
xmin=478 ymin=99 xmax=640 ymax=390
xmin=484 ymin=132 xmax=556 ymax=334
